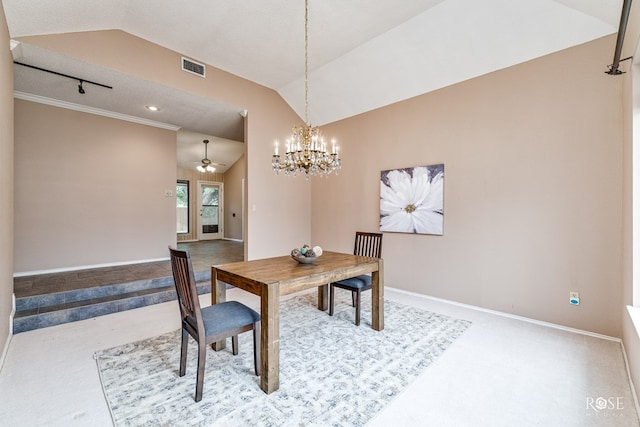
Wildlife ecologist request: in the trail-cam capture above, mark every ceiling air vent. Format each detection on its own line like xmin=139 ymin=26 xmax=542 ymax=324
xmin=181 ymin=56 xmax=206 ymax=78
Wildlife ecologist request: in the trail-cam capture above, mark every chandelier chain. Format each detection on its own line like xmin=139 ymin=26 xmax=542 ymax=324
xmin=304 ymin=0 xmax=309 ymax=125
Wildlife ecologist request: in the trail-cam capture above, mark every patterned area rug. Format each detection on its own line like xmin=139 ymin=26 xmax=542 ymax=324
xmin=95 ymin=294 xmax=471 ymax=426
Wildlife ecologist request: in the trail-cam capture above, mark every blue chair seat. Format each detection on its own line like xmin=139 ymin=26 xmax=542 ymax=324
xmin=187 ymin=301 xmax=260 ymax=337
xmin=333 ymin=274 xmax=371 ymax=290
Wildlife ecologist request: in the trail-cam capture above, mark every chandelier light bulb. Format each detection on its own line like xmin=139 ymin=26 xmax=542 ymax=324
xmin=272 ymin=123 xmax=341 ymax=178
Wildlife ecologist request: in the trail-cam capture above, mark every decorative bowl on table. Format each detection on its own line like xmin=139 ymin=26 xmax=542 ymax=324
xmin=291 ymin=245 xmax=323 ymax=264
xmin=291 ymin=254 xmax=317 ymax=264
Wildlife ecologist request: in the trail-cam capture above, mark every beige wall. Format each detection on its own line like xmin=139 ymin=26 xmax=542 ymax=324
xmin=0 ymin=2 xmax=14 ymax=359
xmin=224 ymin=154 xmax=246 ymax=241
xmin=313 ymin=35 xmax=624 ymax=338
xmin=20 ymin=30 xmax=311 ymax=260
xmin=14 ymin=100 xmax=177 ymax=273
xmin=176 ymin=167 xmax=224 ymax=242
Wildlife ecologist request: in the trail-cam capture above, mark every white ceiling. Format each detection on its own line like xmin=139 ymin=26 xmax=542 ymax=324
xmin=2 ymin=0 xmax=624 ymax=169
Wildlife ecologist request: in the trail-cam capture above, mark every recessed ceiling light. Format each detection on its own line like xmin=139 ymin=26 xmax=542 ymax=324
xmin=146 ymin=105 xmax=159 ymax=112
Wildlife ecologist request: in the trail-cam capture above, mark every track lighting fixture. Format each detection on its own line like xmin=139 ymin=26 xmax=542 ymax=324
xmin=605 ymin=0 xmax=632 ymax=76
xmin=13 ymin=61 xmax=113 ymax=93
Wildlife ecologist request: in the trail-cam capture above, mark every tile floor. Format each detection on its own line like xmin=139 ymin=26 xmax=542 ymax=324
xmin=14 ymin=240 xmax=244 ymax=298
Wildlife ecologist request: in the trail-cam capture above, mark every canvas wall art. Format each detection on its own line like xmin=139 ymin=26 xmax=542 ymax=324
xmin=380 ymin=164 xmax=444 ymax=235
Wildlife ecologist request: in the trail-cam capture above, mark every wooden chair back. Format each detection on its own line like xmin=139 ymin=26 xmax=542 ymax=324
xmin=169 ymin=247 xmax=203 ymax=332
xmin=354 ymin=231 xmax=383 ymax=258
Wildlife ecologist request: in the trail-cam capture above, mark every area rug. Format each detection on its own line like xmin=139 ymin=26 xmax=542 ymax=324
xmin=95 ymin=293 xmax=471 ymax=426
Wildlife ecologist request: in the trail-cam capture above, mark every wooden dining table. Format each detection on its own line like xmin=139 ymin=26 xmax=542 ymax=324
xmin=211 ymin=250 xmax=384 ymax=394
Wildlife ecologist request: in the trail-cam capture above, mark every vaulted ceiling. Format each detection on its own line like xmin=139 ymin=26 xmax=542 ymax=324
xmin=2 ymin=0 xmax=624 ymax=169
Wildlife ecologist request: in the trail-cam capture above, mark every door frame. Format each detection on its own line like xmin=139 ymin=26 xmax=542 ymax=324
xmin=197 ymin=180 xmax=224 ymax=240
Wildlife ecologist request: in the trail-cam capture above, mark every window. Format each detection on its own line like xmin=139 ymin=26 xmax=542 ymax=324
xmin=176 ymin=180 xmax=189 ymax=234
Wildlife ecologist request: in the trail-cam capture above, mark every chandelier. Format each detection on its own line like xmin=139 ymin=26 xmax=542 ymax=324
xmin=272 ymin=0 xmax=341 ymax=178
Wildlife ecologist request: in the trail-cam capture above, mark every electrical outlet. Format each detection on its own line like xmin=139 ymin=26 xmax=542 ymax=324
xmin=569 ymin=291 xmax=580 ymax=306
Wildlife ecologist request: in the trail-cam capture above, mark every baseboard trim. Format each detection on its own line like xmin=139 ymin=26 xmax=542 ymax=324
xmin=223 ymin=238 xmax=244 ymax=243
xmin=13 ymin=257 xmax=170 ymax=278
xmin=620 ymin=340 xmax=640 ymax=418
xmin=0 ymin=294 xmax=15 ymax=373
xmin=0 ymin=332 xmax=12 ymax=374
xmin=386 ymin=287 xmax=621 ymax=342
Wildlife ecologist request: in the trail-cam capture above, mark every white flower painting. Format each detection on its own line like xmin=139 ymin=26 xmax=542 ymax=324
xmin=380 ymin=164 xmax=444 ymax=235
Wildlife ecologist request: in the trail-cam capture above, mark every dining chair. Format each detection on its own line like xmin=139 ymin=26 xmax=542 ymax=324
xmin=329 ymin=232 xmax=383 ymax=326
xmin=169 ymin=246 xmax=260 ymax=402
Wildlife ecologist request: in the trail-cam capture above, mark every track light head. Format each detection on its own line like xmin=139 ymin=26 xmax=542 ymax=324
xmin=78 ymin=80 xmax=85 ymax=94
xmin=605 ymin=66 xmax=624 ymax=75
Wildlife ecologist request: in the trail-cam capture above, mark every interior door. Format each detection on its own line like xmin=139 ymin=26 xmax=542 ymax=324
xmin=198 ymin=181 xmax=223 ymax=240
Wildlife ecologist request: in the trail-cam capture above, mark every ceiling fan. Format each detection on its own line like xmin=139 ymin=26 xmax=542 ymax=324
xmin=196 ymin=139 xmax=226 ymax=172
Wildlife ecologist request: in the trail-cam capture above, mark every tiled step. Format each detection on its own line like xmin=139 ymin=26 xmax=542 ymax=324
xmin=13 ymin=271 xmax=211 ymax=334
xmin=15 ymin=270 xmax=209 ymax=312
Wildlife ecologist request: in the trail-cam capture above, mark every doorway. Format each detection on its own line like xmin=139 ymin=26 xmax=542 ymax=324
xmin=197 ymin=181 xmax=223 ymax=240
